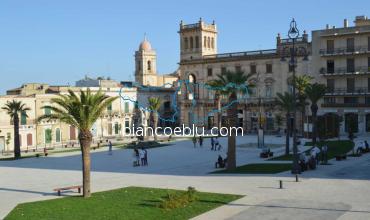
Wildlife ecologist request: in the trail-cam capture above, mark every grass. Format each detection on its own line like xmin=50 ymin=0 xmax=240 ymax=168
xmin=5 ymin=187 xmax=242 ymax=220
xmin=268 ymin=140 xmax=354 ymax=161
xmin=212 ymin=163 xmax=292 ymax=174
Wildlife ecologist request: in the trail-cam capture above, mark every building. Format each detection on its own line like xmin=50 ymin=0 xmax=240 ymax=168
xmin=177 ymin=18 xmax=311 ymax=134
xmin=312 ymin=16 xmax=370 ymax=136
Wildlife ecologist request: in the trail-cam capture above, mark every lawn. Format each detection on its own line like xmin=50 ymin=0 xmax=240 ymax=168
xmin=268 ymin=140 xmax=354 ymax=161
xmin=212 ymin=163 xmax=292 ymax=174
xmin=5 ymin=187 xmax=242 ymax=220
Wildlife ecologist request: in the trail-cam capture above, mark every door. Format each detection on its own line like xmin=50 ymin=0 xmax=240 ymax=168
xmin=70 ymin=126 xmax=76 ymax=140
xmin=27 ymin=134 xmax=33 ymax=146
xmin=0 ymin=137 xmax=5 ymax=152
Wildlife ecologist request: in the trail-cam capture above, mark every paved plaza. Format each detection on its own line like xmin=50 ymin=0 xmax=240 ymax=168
xmin=1 ymin=135 xmax=370 ymax=219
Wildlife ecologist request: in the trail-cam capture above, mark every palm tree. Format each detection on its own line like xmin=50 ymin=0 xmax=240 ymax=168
xmin=276 ymin=92 xmax=295 ymax=155
xmin=295 ymin=75 xmax=312 ymax=137
xmin=305 ymin=83 xmax=327 ymax=145
xmin=38 ymin=89 xmax=117 ymax=197
xmin=206 ymin=80 xmax=227 ymax=134
xmin=2 ymin=100 xmax=31 ymax=159
xmin=208 ymin=71 xmax=254 ymax=170
xmin=148 ymin=97 xmax=161 ymax=141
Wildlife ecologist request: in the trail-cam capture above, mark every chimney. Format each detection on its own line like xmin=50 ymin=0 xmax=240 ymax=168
xmin=344 ymin=19 xmax=348 ymax=28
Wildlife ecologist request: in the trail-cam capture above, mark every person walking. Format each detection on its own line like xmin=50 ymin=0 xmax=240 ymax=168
xmin=143 ymin=148 xmax=148 ymax=166
xmin=108 ymin=141 xmax=113 ymax=155
xmin=139 ymin=148 xmax=145 ymax=166
xmin=322 ymin=144 xmax=328 ymax=164
xmin=134 ymin=148 xmax=140 ymax=166
xmin=199 ymin=136 xmax=203 ymax=147
xmin=211 ymin=137 xmax=215 ymax=150
xmin=192 ymin=136 xmax=197 ymax=148
xmin=365 ymin=140 xmax=369 ymax=152
xmin=215 ymin=138 xmax=220 ymax=151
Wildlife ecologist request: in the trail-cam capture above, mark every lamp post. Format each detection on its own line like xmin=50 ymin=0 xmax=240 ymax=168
xmin=288 ymin=18 xmax=301 ymax=174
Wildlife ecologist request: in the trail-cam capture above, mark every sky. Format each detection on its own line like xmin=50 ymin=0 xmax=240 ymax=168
xmin=0 ymin=0 xmax=369 ymax=94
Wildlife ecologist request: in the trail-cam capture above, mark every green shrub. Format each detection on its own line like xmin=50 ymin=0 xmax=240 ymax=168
xmin=159 ymin=187 xmax=198 ymax=210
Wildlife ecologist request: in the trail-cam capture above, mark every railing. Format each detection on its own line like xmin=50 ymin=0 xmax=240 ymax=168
xmin=322 ymin=102 xmax=370 ymax=107
xmin=182 ymin=23 xmax=200 ymax=29
xmin=319 ymin=46 xmax=370 ymax=55
xmin=320 ymin=66 xmax=370 ymax=75
xmin=326 ymin=87 xmax=369 ymax=94
xmin=203 ymin=49 xmax=277 ymax=59
xmin=280 ymin=37 xmax=305 ymax=44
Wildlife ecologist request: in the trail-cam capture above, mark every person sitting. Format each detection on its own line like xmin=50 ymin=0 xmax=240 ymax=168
xmin=356 ymin=141 xmax=364 ymax=155
xmin=215 ymin=155 xmax=225 ymax=168
xmin=311 ymin=145 xmax=321 ymax=165
xmin=308 ymin=155 xmax=317 ymax=170
xmin=364 ymin=140 xmax=370 ymax=152
xmin=299 ymin=153 xmax=308 ymax=171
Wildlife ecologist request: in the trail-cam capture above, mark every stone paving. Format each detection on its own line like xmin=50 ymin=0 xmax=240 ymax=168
xmin=0 ymin=135 xmax=370 ymax=220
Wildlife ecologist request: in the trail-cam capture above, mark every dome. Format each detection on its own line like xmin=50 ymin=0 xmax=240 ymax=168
xmin=139 ymin=39 xmax=152 ymax=51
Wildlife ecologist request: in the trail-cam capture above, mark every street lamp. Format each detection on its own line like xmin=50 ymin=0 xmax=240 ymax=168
xmin=288 ymin=18 xmax=301 ymax=174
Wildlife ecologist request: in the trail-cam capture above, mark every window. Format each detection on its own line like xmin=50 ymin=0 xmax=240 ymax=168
xmin=124 ymin=102 xmax=129 ymax=113
xmin=21 ymin=111 xmax=27 ymax=125
xmin=137 ymin=61 xmax=141 ymax=71
xmin=368 ymin=37 xmax=370 ymax=51
xmin=125 ymin=120 xmax=130 ymax=134
xmin=190 ymin=37 xmax=194 ymax=49
xmin=147 ymin=60 xmax=151 ymax=71
xmin=250 ymin=64 xmax=256 ymax=74
xmin=55 ymin=128 xmax=61 ymax=142
xmin=44 ymin=106 xmax=51 ymax=115
xmin=207 ymin=68 xmax=213 ymax=76
xmin=324 ymin=97 xmax=336 ymax=104
xmin=344 ymin=97 xmax=358 ymax=104
xmin=368 ymin=78 xmax=370 ymax=92
xmin=265 ymin=85 xmax=273 ymax=97
xmin=327 ymin=40 xmax=334 ymax=53
xmin=211 ymin=37 xmax=214 ymax=49
xmin=347 ymin=38 xmax=355 ymax=52
xmin=347 ymin=58 xmax=355 ymax=72
xmin=107 ymin=103 xmax=112 ymax=112
xmin=235 ymin=65 xmax=242 ymax=73
xmin=184 ymin=37 xmax=188 ymax=49
xmin=195 ymin=36 xmax=199 ymax=48
xmin=327 ymin=79 xmax=335 ymax=92
xmin=347 ymin=78 xmax=355 ymax=92
xmin=266 ymin=64 xmax=272 ymax=73
xmin=108 ymin=123 xmax=112 ymax=135
xmin=207 ymin=37 xmax=211 ymax=48
xmin=204 ymin=37 xmax=207 ymax=48
xmin=327 ymin=60 xmax=335 ymax=73
xmin=345 ymin=113 xmax=358 ymax=133
xmin=221 ymin=67 xmax=227 ymax=74
xmin=114 ymin=123 xmax=119 ymax=135
xmin=45 ymin=129 xmax=52 ymax=144
xmin=368 ymin=57 xmax=370 ymax=71
xmin=366 ymin=114 xmax=370 ymax=132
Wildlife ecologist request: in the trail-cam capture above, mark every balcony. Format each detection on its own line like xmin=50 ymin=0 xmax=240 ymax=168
xmin=325 ymin=87 xmax=370 ymax=95
xmin=320 ymin=66 xmax=370 ymax=76
xmin=319 ymin=46 xmax=370 ymax=56
xmin=322 ymin=102 xmax=370 ymax=107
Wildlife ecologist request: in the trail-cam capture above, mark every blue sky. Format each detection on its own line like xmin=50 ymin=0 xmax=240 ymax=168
xmin=0 ymin=0 xmax=369 ymax=94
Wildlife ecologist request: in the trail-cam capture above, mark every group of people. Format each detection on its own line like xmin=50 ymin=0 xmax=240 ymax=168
xmin=192 ymin=136 xmax=204 ymax=147
xmin=299 ymin=144 xmax=328 ymax=171
xmin=133 ymin=148 xmax=148 ymax=167
xmin=215 ymin=154 xmax=228 ymax=168
xmin=355 ymin=140 xmax=370 ymax=155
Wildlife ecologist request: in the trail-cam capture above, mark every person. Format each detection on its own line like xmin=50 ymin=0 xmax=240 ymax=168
xmin=311 ymin=145 xmax=321 ymax=165
xmin=143 ymin=148 xmax=148 ymax=166
xmin=211 ymin=137 xmax=215 ymax=150
xmin=192 ymin=136 xmax=197 ymax=148
xmin=215 ymin=155 xmax=225 ymax=168
xmin=365 ymin=140 xmax=369 ymax=152
xmin=108 ymin=141 xmax=113 ymax=155
xmin=356 ymin=141 xmax=364 ymax=155
xmin=322 ymin=144 xmax=328 ymax=164
xmin=134 ymin=148 xmax=140 ymax=166
xmin=214 ymin=138 xmax=219 ymax=151
xmin=199 ymin=136 xmax=203 ymax=147
xmin=299 ymin=152 xmax=308 ymax=171
xmin=139 ymin=148 xmax=145 ymax=166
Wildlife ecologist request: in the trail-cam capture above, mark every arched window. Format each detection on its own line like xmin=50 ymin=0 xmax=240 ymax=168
xmin=211 ymin=37 xmax=214 ymax=49
xmin=190 ymin=37 xmax=194 ymax=49
xmin=45 ymin=129 xmax=52 ymax=144
xmin=207 ymin=37 xmax=211 ymax=48
xmin=147 ymin=60 xmax=151 ymax=71
xmin=184 ymin=37 xmax=188 ymax=49
xmin=204 ymin=36 xmax=207 ymax=48
xmin=195 ymin=36 xmax=199 ymax=48
xmin=188 ymin=74 xmax=197 ymax=100
xmin=55 ymin=128 xmax=61 ymax=143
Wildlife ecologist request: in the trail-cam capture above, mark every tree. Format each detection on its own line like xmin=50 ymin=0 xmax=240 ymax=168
xmin=206 ymin=80 xmax=228 ymax=134
xmin=305 ymin=83 xmax=327 ymax=145
xmin=38 ymin=89 xmax=117 ymax=197
xmin=294 ymin=75 xmax=312 ymax=137
xmin=148 ymin=97 xmax=161 ymax=141
xmin=208 ymin=71 xmax=254 ymax=170
xmin=2 ymin=100 xmax=31 ymax=159
xmin=276 ymin=92 xmax=295 ymax=155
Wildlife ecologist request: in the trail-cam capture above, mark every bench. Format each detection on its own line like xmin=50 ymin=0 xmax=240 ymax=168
xmin=53 ymin=185 xmax=82 ymax=196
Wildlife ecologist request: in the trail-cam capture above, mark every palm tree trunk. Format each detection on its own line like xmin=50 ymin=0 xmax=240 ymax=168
xmin=79 ymin=130 xmax=92 ymax=198
xmin=217 ymin=97 xmax=222 ymax=135
xmin=301 ymin=107 xmax=305 ymax=137
xmin=13 ymin=115 xmax=21 ymax=159
xmin=153 ymin=113 xmax=158 ymax=141
xmin=227 ymin=92 xmax=237 ymax=170
xmin=285 ymin=113 xmax=290 ymax=155
xmin=311 ymin=104 xmax=318 ymax=145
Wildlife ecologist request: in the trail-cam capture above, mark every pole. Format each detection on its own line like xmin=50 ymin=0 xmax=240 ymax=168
xmin=291 ymin=38 xmax=300 ymax=174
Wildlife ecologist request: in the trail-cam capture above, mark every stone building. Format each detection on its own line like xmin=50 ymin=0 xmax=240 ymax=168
xmin=177 ymin=19 xmax=311 ymax=133
xmin=312 ymin=16 xmax=370 ymax=136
